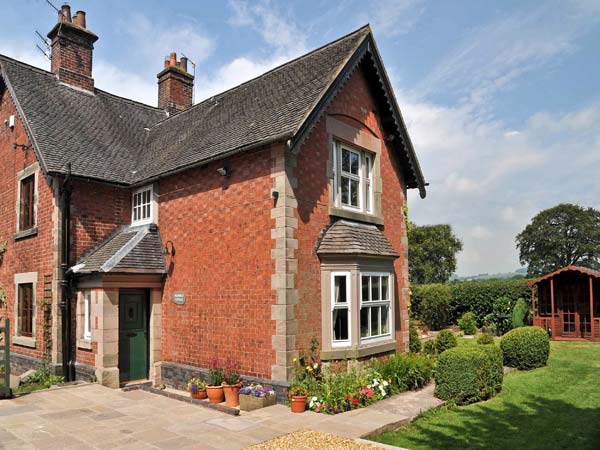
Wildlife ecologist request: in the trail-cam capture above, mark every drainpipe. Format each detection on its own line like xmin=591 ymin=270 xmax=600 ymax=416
xmin=59 ymin=163 xmax=75 ymax=381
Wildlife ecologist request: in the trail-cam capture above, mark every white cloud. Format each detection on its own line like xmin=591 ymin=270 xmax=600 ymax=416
xmin=363 ymin=0 xmax=425 ymax=37
xmin=94 ymin=61 xmax=157 ymax=106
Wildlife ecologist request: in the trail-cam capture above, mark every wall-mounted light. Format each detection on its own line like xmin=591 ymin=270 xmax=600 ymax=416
xmin=13 ymin=143 xmax=30 ymax=151
xmin=217 ymin=167 xmax=229 ymax=177
xmin=163 ymin=240 xmax=176 ymax=257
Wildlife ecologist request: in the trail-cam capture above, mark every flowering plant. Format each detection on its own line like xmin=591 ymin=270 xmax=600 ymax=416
xmin=208 ymin=356 xmax=224 ymax=386
xmin=223 ymin=359 xmax=241 ymax=385
xmin=289 ymin=385 xmax=308 ymax=397
xmin=239 ymin=383 xmax=275 ymax=398
xmin=187 ymin=377 xmax=206 ymax=393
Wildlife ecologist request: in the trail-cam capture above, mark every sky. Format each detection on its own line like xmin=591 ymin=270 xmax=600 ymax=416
xmin=1 ymin=0 xmax=599 ymax=276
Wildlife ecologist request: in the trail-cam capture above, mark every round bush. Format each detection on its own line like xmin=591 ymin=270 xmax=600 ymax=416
xmin=422 ymin=340 xmax=436 ymax=355
xmin=458 ymin=312 xmax=477 ymax=335
xmin=435 ymin=330 xmax=458 ymax=354
xmin=418 ymin=284 xmax=452 ymax=330
xmin=409 ymin=327 xmax=422 ymax=353
xmin=477 ymin=333 xmax=495 ymax=345
xmin=435 ymin=345 xmax=503 ymax=405
xmin=500 ymin=326 xmax=549 ymax=370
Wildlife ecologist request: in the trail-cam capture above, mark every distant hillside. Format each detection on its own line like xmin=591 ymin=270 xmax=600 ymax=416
xmin=451 ymin=268 xmax=528 ymax=282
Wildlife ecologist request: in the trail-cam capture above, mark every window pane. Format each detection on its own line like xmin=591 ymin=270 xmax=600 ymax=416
xmin=341 ymin=176 xmax=349 ymax=204
xmin=381 ymin=276 xmax=389 ymax=300
xmin=350 ymin=179 xmax=359 ymax=207
xmin=371 ymin=276 xmax=380 ymax=301
xmin=365 ymin=181 xmax=371 ymax=211
xmin=381 ymin=306 xmax=389 ymax=334
xmin=342 ymin=149 xmax=350 ymax=172
xmin=371 ymin=306 xmax=380 ymax=336
xmin=333 ymin=309 xmax=349 ymax=341
xmin=334 ymin=275 xmax=347 ymax=303
xmin=361 ymin=307 xmax=369 ymax=338
xmin=350 ymin=152 xmax=359 ymax=175
xmin=19 ymin=283 xmax=33 ymax=337
xmin=361 ymin=276 xmax=370 ymax=302
xmin=20 ymin=175 xmax=35 ymax=230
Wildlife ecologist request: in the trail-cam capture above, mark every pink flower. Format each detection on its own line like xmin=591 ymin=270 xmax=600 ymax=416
xmin=315 ymin=406 xmax=320 ymax=413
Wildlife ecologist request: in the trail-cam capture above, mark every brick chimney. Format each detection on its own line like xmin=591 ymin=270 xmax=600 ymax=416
xmin=157 ymin=52 xmax=194 ymax=115
xmin=47 ymin=4 xmax=98 ymax=91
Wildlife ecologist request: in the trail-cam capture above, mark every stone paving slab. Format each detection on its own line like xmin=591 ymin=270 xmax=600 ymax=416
xmin=0 ymin=382 xmax=440 ymax=449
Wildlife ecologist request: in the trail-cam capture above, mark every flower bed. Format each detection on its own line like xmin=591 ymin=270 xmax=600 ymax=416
xmin=239 ymin=384 xmax=277 ymax=411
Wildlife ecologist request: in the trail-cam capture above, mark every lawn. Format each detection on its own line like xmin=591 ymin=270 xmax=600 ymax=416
xmin=371 ymin=341 xmax=600 ymax=450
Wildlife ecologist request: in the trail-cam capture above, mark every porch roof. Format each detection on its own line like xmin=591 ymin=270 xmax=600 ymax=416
xmin=528 ymin=265 xmax=600 ymax=287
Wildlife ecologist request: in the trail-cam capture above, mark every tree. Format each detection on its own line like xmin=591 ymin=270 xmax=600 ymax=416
xmin=516 ymin=203 xmax=600 ymax=276
xmin=408 ymin=222 xmax=463 ymax=284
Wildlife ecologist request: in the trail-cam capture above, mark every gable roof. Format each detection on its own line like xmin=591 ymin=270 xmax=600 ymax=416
xmin=528 ymin=265 xmax=600 ymax=287
xmin=0 ymin=25 xmax=426 ymax=196
xmin=71 ymin=224 xmax=166 ymax=274
xmin=317 ymin=220 xmax=399 ymax=258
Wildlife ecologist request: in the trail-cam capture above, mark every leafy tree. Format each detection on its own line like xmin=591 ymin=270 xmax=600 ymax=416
xmin=516 ymin=204 xmax=600 ymax=276
xmin=408 ymin=222 xmax=463 ymax=284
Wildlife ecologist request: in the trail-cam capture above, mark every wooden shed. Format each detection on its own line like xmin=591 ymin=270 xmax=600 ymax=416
xmin=529 ymin=265 xmax=600 ymax=341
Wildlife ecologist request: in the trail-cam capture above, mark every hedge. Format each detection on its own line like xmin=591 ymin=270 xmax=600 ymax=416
xmin=435 ymin=345 xmax=503 ymax=405
xmin=411 ymin=278 xmax=531 ymax=326
xmin=500 ymin=326 xmax=550 ymax=370
xmin=413 ymin=283 xmax=452 ymax=330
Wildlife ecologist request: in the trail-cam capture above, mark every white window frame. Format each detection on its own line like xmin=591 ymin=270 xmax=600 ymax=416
xmin=360 ymin=272 xmax=393 ymax=342
xmin=331 ymin=271 xmax=352 ymax=347
xmin=333 ymin=141 xmax=373 ymax=214
xmin=131 ymin=185 xmax=154 ymax=225
xmin=83 ymin=291 xmax=92 ymax=340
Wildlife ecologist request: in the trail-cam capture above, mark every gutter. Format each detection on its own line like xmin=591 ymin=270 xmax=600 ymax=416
xmin=59 ymin=163 xmax=75 ymax=381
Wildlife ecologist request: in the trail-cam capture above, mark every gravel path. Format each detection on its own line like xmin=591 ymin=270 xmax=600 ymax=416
xmin=246 ymin=430 xmax=381 ymax=450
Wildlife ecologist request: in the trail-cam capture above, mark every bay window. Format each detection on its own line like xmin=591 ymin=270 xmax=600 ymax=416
xmin=331 ymin=272 xmax=351 ymax=346
xmin=360 ymin=273 xmax=391 ymax=340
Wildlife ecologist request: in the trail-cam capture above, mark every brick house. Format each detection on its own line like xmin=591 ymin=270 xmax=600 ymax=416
xmin=0 ymin=6 xmax=426 ymax=394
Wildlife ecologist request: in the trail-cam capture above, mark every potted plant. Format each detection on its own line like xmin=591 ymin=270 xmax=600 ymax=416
xmin=206 ymin=357 xmax=225 ymax=403
xmin=187 ymin=378 xmax=207 ymax=400
xmin=239 ymin=384 xmax=277 ymax=411
xmin=289 ymin=385 xmax=308 ymax=413
xmin=222 ymin=359 xmax=242 ymax=407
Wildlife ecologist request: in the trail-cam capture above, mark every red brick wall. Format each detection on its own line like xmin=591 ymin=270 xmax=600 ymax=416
xmin=158 ymin=147 xmax=276 ymax=379
xmin=158 ymin=69 xmax=193 ymax=114
xmin=294 ymin=62 xmax=409 ymax=355
xmin=0 ymin=87 xmax=55 ymax=361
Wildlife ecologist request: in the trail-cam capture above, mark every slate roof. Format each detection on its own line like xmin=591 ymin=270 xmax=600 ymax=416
xmin=72 ymin=224 xmax=166 ymax=274
xmin=0 ymin=25 xmax=426 ymax=195
xmin=317 ymin=220 xmax=399 ymax=258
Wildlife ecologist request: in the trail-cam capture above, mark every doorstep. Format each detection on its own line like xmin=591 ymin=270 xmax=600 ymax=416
xmin=124 ymin=383 xmax=240 ymax=416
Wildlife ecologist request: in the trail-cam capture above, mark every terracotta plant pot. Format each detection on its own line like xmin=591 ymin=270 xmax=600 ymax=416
xmin=290 ymin=395 xmax=307 ymax=413
xmin=222 ymin=382 xmax=242 ymax=407
xmin=191 ymin=389 xmax=207 ymax=400
xmin=206 ymin=385 xmax=225 ymax=403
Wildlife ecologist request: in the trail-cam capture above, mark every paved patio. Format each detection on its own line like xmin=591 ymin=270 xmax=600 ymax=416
xmin=0 ymin=383 xmax=442 ymax=450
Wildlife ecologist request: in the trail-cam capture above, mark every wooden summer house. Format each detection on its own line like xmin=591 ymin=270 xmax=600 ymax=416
xmin=529 ymin=265 xmax=600 ymax=341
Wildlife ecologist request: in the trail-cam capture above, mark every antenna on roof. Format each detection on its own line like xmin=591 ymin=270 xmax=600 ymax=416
xmin=45 ymin=0 xmax=60 ymax=12
xmin=35 ymin=30 xmax=52 ymax=61
xmin=181 ymin=52 xmax=196 ymax=104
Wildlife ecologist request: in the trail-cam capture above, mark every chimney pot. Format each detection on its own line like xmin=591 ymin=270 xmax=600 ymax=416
xmin=169 ymin=52 xmax=177 ymax=67
xmin=180 ymin=57 xmax=188 ymax=73
xmin=73 ymin=11 xmax=87 ymax=28
xmin=60 ymin=4 xmax=72 ymax=23
xmin=164 ymin=58 xmax=170 ymax=69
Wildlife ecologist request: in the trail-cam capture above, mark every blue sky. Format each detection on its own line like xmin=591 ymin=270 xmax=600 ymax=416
xmin=2 ymin=0 xmax=599 ymax=276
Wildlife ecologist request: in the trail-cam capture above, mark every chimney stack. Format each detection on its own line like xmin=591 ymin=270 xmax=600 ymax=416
xmin=157 ymin=52 xmax=194 ymax=115
xmin=47 ymin=4 xmax=98 ymax=91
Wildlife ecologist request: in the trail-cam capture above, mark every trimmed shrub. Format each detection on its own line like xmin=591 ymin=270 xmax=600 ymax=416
xmin=409 ymin=327 xmax=422 ymax=353
xmin=373 ymin=353 xmax=434 ymax=392
xmin=477 ymin=333 xmax=495 ymax=345
xmin=422 ymin=340 xmax=436 ymax=356
xmin=500 ymin=326 xmax=550 ymax=370
xmin=511 ymin=298 xmax=530 ymax=329
xmin=435 ymin=330 xmax=458 ymax=354
xmin=416 ymin=284 xmax=452 ymax=330
xmin=458 ymin=312 xmax=477 ymax=335
xmin=435 ymin=345 xmax=503 ymax=405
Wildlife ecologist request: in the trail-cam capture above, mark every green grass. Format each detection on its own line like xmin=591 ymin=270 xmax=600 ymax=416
xmin=371 ymin=341 xmax=600 ymax=450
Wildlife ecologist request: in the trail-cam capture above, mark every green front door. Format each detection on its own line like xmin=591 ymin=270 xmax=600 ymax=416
xmin=119 ymin=290 xmax=149 ymax=383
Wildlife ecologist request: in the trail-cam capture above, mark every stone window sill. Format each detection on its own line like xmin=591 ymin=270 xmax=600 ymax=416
xmin=77 ymin=339 xmax=93 ymax=350
xmin=329 ymin=206 xmax=383 ymax=226
xmin=13 ymin=335 xmax=36 ymax=348
xmin=14 ymin=227 xmax=38 ymax=241
xmin=320 ymin=340 xmax=396 ymax=360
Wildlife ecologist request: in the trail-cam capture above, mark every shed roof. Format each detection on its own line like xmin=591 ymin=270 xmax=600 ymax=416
xmin=528 ymin=265 xmax=600 ymax=287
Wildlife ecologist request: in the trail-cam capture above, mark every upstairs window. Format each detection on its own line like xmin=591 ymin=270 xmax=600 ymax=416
xmin=132 ymin=186 xmax=154 ymax=225
xmin=19 ymin=175 xmax=35 ymax=231
xmin=333 ymin=142 xmax=373 ymax=213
